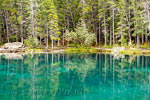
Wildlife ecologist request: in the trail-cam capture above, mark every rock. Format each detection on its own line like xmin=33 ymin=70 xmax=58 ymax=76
xmin=112 ymin=47 xmax=125 ymax=59
xmin=112 ymin=47 xmax=125 ymax=53
xmin=4 ymin=42 xmax=23 ymax=49
xmin=52 ymin=50 xmax=64 ymax=53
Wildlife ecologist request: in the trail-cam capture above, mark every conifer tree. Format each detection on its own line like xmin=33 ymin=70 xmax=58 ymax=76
xmin=40 ymin=0 xmax=59 ymax=49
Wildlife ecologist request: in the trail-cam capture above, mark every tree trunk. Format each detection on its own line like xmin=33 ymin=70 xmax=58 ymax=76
xmin=30 ymin=0 xmax=35 ymax=39
xmin=104 ymin=12 xmax=107 ymax=46
xmin=40 ymin=35 xmax=42 ymax=46
xmin=63 ymin=30 xmax=65 ymax=46
xmin=46 ymin=24 xmax=49 ymax=48
xmin=121 ymin=19 xmax=123 ymax=46
xmin=147 ymin=1 xmax=149 ymax=44
xmin=142 ymin=32 xmax=144 ymax=45
xmin=82 ymin=0 xmax=85 ymax=16
xmin=110 ymin=24 xmax=112 ymax=46
xmin=112 ymin=3 xmax=115 ymax=46
xmin=137 ymin=35 xmax=140 ymax=48
xmin=20 ymin=0 xmax=23 ymax=43
xmin=145 ymin=33 xmax=148 ymax=44
xmin=57 ymin=40 xmax=60 ymax=46
xmin=5 ymin=11 xmax=9 ymax=43
xmin=51 ymin=39 xmax=54 ymax=50
xmin=128 ymin=5 xmax=131 ymax=46
xmin=99 ymin=21 xmax=101 ymax=45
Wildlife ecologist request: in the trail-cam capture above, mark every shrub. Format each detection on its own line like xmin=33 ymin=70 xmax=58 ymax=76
xmin=64 ymin=20 xmax=96 ymax=46
xmin=24 ymin=36 xmax=39 ymax=48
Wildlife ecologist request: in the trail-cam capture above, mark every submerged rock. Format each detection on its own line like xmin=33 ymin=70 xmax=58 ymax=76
xmin=3 ymin=53 xmax=23 ymax=60
xmin=52 ymin=50 xmax=64 ymax=53
xmin=113 ymin=54 xmax=125 ymax=59
xmin=4 ymin=42 xmax=23 ymax=49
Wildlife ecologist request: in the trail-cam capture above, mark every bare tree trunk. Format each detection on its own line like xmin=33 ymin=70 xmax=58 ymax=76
xmin=5 ymin=11 xmax=9 ymax=43
xmin=121 ymin=18 xmax=123 ymax=46
xmin=63 ymin=30 xmax=65 ymax=46
xmin=99 ymin=21 xmax=101 ymax=45
xmin=142 ymin=33 xmax=144 ymax=45
xmin=68 ymin=41 xmax=70 ymax=46
xmin=104 ymin=12 xmax=107 ymax=46
xmin=40 ymin=35 xmax=42 ymax=46
xmin=145 ymin=33 xmax=148 ymax=44
xmin=51 ymin=39 xmax=54 ymax=50
xmin=98 ymin=1 xmax=101 ymax=46
xmin=137 ymin=35 xmax=140 ymax=48
xmin=142 ymin=25 xmax=144 ymax=45
xmin=20 ymin=0 xmax=23 ymax=43
xmin=128 ymin=4 xmax=131 ymax=45
xmin=57 ymin=40 xmax=60 ymax=46
xmin=30 ymin=0 xmax=35 ymax=38
xmin=0 ymin=16 xmax=2 ymax=41
xmin=21 ymin=24 xmax=23 ymax=43
xmin=112 ymin=2 xmax=115 ymax=46
xmin=110 ymin=24 xmax=112 ymax=46
xmin=46 ymin=24 xmax=49 ymax=48
xmin=147 ymin=1 xmax=149 ymax=44
xmin=82 ymin=0 xmax=85 ymax=16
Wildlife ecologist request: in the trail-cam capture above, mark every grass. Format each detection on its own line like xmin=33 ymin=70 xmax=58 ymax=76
xmin=140 ymin=43 xmax=150 ymax=49
xmin=120 ymin=48 xmax=141 ymax=55
xmin=120 ymin=49 xmax=150 ymax=55
xmin=64 ymin=46 xmax=113 ymax=53
xmin=64 ymin=47 xmax=98 ymax=53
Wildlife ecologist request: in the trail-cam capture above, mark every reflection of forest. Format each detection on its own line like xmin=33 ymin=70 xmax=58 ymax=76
xmin=0 ymin=54 xmax=150 ymax=100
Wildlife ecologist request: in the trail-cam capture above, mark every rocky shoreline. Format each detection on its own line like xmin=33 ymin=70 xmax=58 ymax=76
xmin=1 ymin=47 xmax=150 ymax=60
xmin=1 ymin=42 xmax=150 ymax=56
xmin=1 ymin=47 xmax=150 ymax=55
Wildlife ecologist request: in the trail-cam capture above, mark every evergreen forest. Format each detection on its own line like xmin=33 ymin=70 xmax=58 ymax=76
xmin=0 ymin=0 xmax=150 ymax=48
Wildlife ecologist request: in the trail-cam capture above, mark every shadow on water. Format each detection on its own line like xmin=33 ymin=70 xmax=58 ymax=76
xmin=0 ymin=53 xmax=150 ymax=100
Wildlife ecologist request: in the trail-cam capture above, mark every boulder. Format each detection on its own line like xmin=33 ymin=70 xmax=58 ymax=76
xmin=4 ymin=42 xmax=23 ymax=49
xmin=112 ymin=47 xmax=125 ymax=53
xmin=112 ymin=47 xmax=125 ymax=59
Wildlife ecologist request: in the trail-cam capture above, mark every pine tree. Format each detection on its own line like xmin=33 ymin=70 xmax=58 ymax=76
xmin=40 ymin=0 xmax=60 ymax=49
xmin=117 ymin=0 xmax=128 ymax=46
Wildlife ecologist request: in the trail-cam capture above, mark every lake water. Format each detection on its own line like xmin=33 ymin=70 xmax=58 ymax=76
xmin=0 ymin=53 xmax=150 ymax=100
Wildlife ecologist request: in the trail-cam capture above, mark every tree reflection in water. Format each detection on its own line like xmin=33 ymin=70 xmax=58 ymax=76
xmin=0 ymin=53 xmax=150 ymax=100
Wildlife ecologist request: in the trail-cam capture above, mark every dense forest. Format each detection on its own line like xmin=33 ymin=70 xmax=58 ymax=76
xmin=0 ymin=0 xmax=150 ymax=48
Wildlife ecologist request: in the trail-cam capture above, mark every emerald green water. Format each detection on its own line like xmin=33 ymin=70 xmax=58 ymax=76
xmin=0 ymin=53 xmax=150 ymax=100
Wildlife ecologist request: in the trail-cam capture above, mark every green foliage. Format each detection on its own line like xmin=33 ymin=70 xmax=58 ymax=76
xmin=64 ymin=30 xmax=73 ymax=42
xmin=24 ymin=35 xmax=39 ymax=48
xmin=0 ymin=0 xmax=150 ymax=48
xmin=64 ymin=20 xmax=96 ymax=46
xmin=68 ymin=43 xmax=80 ymax=47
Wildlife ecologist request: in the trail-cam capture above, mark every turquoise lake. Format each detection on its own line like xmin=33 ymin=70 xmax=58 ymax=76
xmin=0 ymin=53 xmax=150 ymax=100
